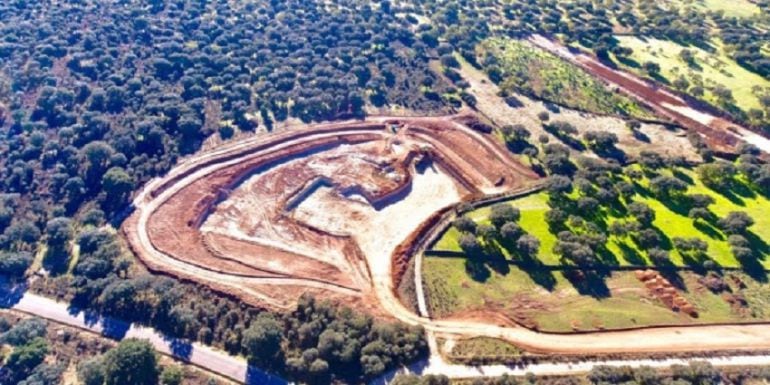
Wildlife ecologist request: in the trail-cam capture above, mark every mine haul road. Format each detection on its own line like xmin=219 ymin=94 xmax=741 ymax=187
xmin=128 ymin=115 xmax=770 ymax=359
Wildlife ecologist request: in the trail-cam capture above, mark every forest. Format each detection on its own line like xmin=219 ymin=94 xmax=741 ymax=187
xmin=2 ymin=0 xmax=770 ymax=384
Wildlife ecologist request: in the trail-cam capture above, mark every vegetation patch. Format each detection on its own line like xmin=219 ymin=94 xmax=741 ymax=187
xmin=690 ymin=0 xmax=761 ymax=18
xmin=423 ymin=256 xmax=770 ymax=332
xmin=477 ymin=38 xmax=652 ymax=120
xmin=615 ymin=36 xmax=770 ymax=127
xmin=433 ymin=164 xmax=770 ymax=270
xmin=425 ymin=132 xmax=770 ymax=331
xmin=444 ymin=337 xmax=524 ymax=364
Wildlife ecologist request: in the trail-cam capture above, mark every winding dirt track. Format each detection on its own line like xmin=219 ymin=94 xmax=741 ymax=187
xmin=125 ymin=114 xmax=770 ymax=357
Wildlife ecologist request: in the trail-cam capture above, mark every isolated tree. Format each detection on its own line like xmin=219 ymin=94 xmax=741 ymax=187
xmin=673 ymin=76 xmax=691 ymax=92
xmin=642 ymin=61 xmax=661 ymax=76
xmin=679 ymin=49 xmax=696 ymax=66
xmin=80 ymin=141 xmax=114 ymax=186
xmin=489 ymin=203 xmax=520 ymax=228
xmin=5 ymin=338 xmax=49 ymax=380
xmin=453 ymin=216 xmax=477 ymax=234
xmin=458 ymin=233 xmax=482 ymax=255
xmin=616 ymin=181 xmax=636 ymax=200
xmin=516 ymin=234 xmax=540 ymax=257
xmin=4 ymin=220 xmax=42 ymax=248
xmin=688 ymin=207 xmax=711 ymax=222
xmin=608 ymin=221 xmax=628 ymax=237
xmin=697 ymin=162 xmax=735 ymax=190
xmin=689 ymin=193 xmax=715 ymax=209
xmin=103 ymin=339 xmax=159 ymax=385
xmin=160 ymin=365 xmax=183 ymax=385
xmin=545 ymin=208 xmax=568 ymax=228
xmin=500 ymin=222 xmax=523 ymax=242
xmin=584 ymin=131 xmax=618 ymax=155
xmin=647 ymin=247 xmax=670 ymax=264
xmin=638 ymin=151 xmax=665 ymax=170
xmin=635 ymin=228 xmax=662 ymax=249
xmin=712 ymin=85 xmax=734 ymax=106
xmin=577 ymin=196 xmax=600 ymax=212
xmin=718 ymin=211 xmax=754 ymax=235
xmin=727 ymin=234 xmax=750 ymax=249
xmin=1 ymin=318 xmax=47 ymax=345
xmin=628 ymin=202 xmax=655 ymax=226
xmin=672 ymin=237 xmax=708 ymax=258
xmin=477 ymin=224 xmax=498 ymax=244
xmin=649 ymin=175 xmax=687 ymax=198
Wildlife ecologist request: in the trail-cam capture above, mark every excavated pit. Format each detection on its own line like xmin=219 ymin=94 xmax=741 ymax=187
xmin=125 ymin=114 xmax=538 ymax=314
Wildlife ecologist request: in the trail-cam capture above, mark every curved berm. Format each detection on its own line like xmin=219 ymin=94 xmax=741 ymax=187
xmin=123 ymin=114 xmax=539 ymax=315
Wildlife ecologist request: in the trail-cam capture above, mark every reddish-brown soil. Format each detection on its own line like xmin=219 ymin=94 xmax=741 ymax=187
xmin=528 ymin=35 xmax=766 ymax=155
xmin=125 ymin=114 xmax=538 ymax=315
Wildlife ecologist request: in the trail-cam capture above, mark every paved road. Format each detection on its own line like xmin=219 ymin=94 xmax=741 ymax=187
xmin=1 ymin=288 xmax=285 ymax=385
xmin=7 ymin=289 xmax=770 ymax=384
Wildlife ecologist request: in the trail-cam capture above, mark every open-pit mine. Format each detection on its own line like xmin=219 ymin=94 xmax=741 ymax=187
xmin=124 ymin=114 xmax=539 ymax=316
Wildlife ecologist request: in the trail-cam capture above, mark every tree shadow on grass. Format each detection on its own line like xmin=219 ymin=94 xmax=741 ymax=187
xmin=656 ymin=194 xmax=692 ymax=217
xmin=499 ymin=239 xmax=559 ymax=292
xmin=651 ymin=258 xmax=687 ymax=291
xmin=731 ymin=181 xmax=757 ymax=200
xmin=510 ymin=258 xmax=558 ymax=292
xmin=596 ymin=245 xmax=621 ymax=267
xmin=563 ymin=268 xmax=611 ymax=299
xmin=617 ymin=242 xmax=647 ymax=265
xmin=616 ymin=55 xmax=641 ymax=69
xmin=464 ymin=245 xmax=510 ymax=283
xmin=465 ymin=258 xmax=491 ymax=283
xmin=484 ymin=246 xmax=511 ymax=276
xmin=737 ymin=253 xmax=768 ymax=283
xmin=672 ymin=169 xmax=694 ymax=185
xmin=680 ymin=252 xmax=717 ymax=275
xmin=694 ymin=220 xmax=724 ymax=241
xmin=706 ymin=185 xmax=746 ymax=206
xmin=745 ymin=231 xmax=770 ymax=258
xmin=652 ymin=225 xmax=674 ymax=250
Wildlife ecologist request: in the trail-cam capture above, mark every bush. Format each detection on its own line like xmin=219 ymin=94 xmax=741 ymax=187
xmin=1 ymin=318 xmax=47 ymax=346
xmin=160 ymin=365 xmax=183 ymax=385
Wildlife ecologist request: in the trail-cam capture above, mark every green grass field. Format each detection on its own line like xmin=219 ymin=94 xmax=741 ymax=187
xmin=433 ymin=168 xmax=770 ymax=269
xmin=478 ymin=38 xmax=653 ymax=120
xmin=615 ymin=36 xmax=770 ymax=114
xmin=690 ymin=0 xmax=760 ymax=18
xmin=424 ymin=164 xmax=770 ymax=331
xmin=423 ymin=257 xmax=759 ymax=331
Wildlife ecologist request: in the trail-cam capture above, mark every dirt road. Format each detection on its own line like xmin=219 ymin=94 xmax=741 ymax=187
xmin=527 ymin=35 xmax=770 ymax=154
xmin=9 ymin=290 xmax=770 ymax=385
xmin=126 ymin=113 xmax=770 ymax=362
